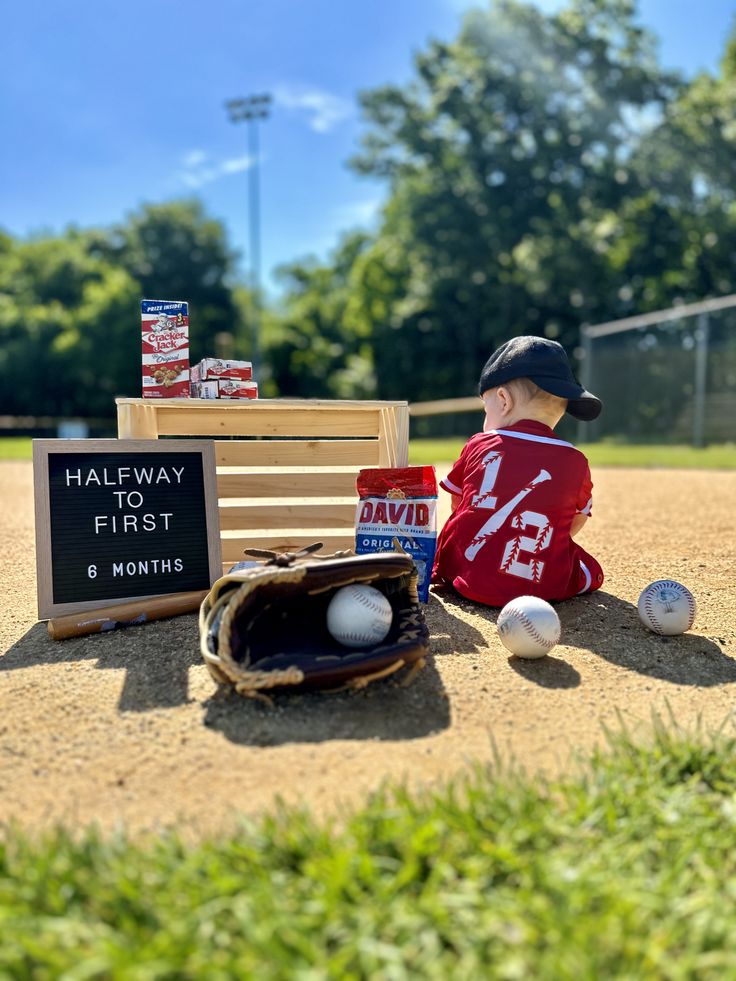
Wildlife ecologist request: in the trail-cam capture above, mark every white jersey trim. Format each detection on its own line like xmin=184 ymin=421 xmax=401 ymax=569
xmin=441 ymin=477 xmax=462 ymax=495
xmin=577 ymin=497 xmax=593 ymax=516
xmin=491 ymin=428 xmax=575 ymax=448
xmin=577 ymin=561 xmax=593 ymax=594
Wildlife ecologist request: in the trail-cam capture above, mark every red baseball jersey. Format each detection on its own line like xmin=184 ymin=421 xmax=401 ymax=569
xmin=432 ymin=419 xmax=603 ymax=605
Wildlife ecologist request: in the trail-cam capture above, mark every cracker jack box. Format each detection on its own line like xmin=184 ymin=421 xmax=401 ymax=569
xmin=141 ymin=300 xmax=190 ymax=398
xmin=192 ymin=358 xmax=253 ymax=383
xmin=217 ymin=379 xmax=258 ymax=399
xmin=190 ymin=380 xmax=218 ymax=399
xmin=355 ymin=466 xmax=438 ymax=602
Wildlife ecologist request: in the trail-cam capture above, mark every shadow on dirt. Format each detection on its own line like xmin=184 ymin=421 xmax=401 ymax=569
xmin=0 ymin=615 xmax=203 ymax=711
xmin=507 ymin=654 xmax=582 ymax=689
xmin=561 ymin=591 xmax=736 ymax=686
xmin=1 ymin=610 xmax=454 ymax=739
xmin=427 ymin=588 xmax=493 ymax=655
xmin=429 ymin=585 xmax=735 ymax=689
xmin=431 ymin=585 xmax=582 ymax=687
xmin=199 ymin=592 xmax=494 ymax=746
xmin=202 ymin=654 xmax=451 ymax=745
xmin=424 ymin=587 xmax=488 ymax=655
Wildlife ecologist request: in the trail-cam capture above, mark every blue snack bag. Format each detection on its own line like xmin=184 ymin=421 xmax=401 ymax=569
xmin=355 ymin=466 xmax=438 ymax=602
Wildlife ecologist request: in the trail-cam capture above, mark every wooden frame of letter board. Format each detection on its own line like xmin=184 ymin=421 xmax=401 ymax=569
xmin=33 ymin=439 xmax=222 ymax=619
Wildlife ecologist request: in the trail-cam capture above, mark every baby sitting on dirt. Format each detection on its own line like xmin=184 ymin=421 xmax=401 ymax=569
xmin=432 ymin=335 xmax=604 ymax=606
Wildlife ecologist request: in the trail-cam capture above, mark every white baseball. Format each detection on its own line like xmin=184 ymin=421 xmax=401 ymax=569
xmin=497 ymin=596 xmax=561 ymax=659
xmin=326 ymin=585 xmax=393 ymax=648
xmin=637 ymin=580 xmax=696 ymax=636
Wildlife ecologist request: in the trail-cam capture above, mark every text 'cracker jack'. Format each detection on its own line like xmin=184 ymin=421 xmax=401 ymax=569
xmin=141 ymin=300 xmax=189 ymax=398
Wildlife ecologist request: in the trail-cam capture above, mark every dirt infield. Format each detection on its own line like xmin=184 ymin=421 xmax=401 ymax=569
xmin=1 ymin=461 xmax=735 ymax=836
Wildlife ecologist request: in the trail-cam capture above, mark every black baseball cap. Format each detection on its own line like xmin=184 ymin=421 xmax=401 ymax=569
xmin=478 ymin=335 xmax=602 ymax=421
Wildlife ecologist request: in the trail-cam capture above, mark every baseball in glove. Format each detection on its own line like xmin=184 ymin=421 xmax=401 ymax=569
xmin=199 ymin=543 xmax=430 ymax=700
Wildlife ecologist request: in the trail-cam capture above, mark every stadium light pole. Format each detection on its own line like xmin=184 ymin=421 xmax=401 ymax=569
xmin=225 ymin=92 xmax=272 ymax=374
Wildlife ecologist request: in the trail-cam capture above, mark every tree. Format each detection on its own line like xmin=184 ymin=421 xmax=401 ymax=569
xmin=348 ymin=0 xmax=680 ymax=401
xmin=265 ymin=232 xmax=376 ymax=398
xmin=0 ymin=232 xmax=141 ymax=418
xmin=0 ymin=201 xmax=244 ymax=419
xmin=93 ymin=200 xmax=242 ymax=359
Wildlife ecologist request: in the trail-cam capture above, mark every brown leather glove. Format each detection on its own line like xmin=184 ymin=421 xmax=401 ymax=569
xmin=199 ymin=543 xmax=429 ymax=699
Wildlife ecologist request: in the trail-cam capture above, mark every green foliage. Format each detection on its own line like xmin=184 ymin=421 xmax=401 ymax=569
xmin=0 ymin=234 xmax=139 ymax=418
xmin=97 ymin=200 xmax=241 ymax=355
xmin=0 ymin=202 xmax=242 ymax=420
xmin=4 ymin=0 xmax=736 ymax=421
xmin=346 ymin=0 xmax=687 ymax=400
xmin=3 ymin=726 xmax=736 ymax=976
xmin=265 ymin=232 xmax=376 ymax=398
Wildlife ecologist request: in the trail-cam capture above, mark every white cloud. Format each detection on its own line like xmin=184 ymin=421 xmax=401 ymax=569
xmin=282 ymin=198 xmax=385 ymax=270
xmin=220 ymin=155 xmax=252 ymax=175
xmin=441 ymin=0 xmax=478 ymax=8
xmin=443 ymin=0 xmax=562 ymax=11
xmin=182 ymin=149 xmax=207 ymax=168
xmin=333 ymin=197 xmax=383 ymax=227
xmin=176 ymin=151 xmax=254 ymax=189
xmin=273 ymin=84 xmax=352 ymax=133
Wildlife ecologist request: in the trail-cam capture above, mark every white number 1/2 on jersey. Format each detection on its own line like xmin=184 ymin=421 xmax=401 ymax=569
xmin=464 ymin=450 xmax=554 ymax=583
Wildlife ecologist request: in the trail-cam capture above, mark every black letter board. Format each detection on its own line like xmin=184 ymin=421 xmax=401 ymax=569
xmin=33 ymin=439 xmax=222 ymax=618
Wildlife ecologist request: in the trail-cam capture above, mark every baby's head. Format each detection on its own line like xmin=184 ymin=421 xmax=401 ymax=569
xmin=478 ymin=336 xmax=601 ymax=432
xmin=481 ymin=377 xmax=568 ymax=431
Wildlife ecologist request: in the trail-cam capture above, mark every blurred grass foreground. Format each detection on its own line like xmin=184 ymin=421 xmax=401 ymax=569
xmin=2 ymin=724 xmax=736 ymax=976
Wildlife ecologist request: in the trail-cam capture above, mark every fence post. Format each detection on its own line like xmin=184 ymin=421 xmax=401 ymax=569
xmin=692 ymin=312 xmax=709 ymax=448
xmin=577 ymin=327 xmax=594 ymax=445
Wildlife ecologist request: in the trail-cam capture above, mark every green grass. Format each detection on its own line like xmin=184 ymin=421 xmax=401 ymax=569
xmin=410 ymin=437 xmax=736 ymax=468
xmin=0 ymin=437 xmax=34 ymax=460
xmin=4 ymin=435 xmax=736 ymax=468
xmin=3 ymin=723 xmax=736 ymax=977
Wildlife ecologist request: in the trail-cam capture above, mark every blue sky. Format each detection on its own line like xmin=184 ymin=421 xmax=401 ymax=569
xmin=2 ymin=0 xmax=735 ymax=294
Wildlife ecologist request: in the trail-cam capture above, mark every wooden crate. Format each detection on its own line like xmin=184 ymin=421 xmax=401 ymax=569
xmin=116 ymin=398 xmax=409 ymax=571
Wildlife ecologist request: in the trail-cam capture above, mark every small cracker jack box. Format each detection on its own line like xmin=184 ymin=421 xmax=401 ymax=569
xmin=356 ymin=466 xmax=438 ymax=602
xmin=190 ymin=380 xmax=218 ymax=399
xmin=217 ymin=379 xmax=258 ymax=399
xmin=141 ymin=299 xmax=190 ymax=398
xmin=192 ymin=358 xmax=253 ymax=382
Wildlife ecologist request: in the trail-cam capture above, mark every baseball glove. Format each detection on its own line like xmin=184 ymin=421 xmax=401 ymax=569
xmin=199 ymin=543 xmax=430 ymax=700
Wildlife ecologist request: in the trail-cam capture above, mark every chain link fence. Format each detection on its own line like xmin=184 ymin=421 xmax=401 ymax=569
xmin=577 ymin=295 xmax=736 ymax=446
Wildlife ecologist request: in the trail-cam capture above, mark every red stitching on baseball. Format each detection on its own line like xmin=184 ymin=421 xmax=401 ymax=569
xmin=642 ymin=581 xmax=695 ymax=633
xmin=644 ymin=592 xmax=663 ymax=633
xmin=506 ymin=608 xmax=557 ymax=648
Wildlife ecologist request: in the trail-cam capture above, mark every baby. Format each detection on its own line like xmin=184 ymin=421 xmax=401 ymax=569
xmin=432 ymin=335 xmax=604 ymax=606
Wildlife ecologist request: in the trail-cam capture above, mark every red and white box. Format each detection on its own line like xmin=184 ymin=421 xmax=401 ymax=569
xmin=217 ymin=379 xmax=258 ymax=399
xmin=192 ymin=358 xmax=253 ymax=383
xmin=190 ymin=381 xmax=218 ymax=399
xmin=141 ymin=299 xmax=189 ymax=398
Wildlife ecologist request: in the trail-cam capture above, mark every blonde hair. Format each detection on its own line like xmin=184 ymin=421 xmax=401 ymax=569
xmin=504 ymin=377 xmax=568 ymax=421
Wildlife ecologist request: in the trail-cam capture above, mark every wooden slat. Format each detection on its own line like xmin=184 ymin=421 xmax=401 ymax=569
xmin=378 ymin=405 xmax=409 ymax=467
xmin=409 ymin=396 xmax=479 ymax=417
xmin=218 ymin=499 xmax=356 ymax=530
xmin=117 ymin=398 xmax=406 ymax=409
xmin=221 ymin=529 xmax=356 ymax=563
xmin=148 ymin=406 xmax=382 ymax=438
xmin=217 ymin=467 xmax=360 ymax=498
xmin=117 ymin=401 xmax=160 ymax=439
xmin=214 ymin=439 xmax=380 ymax=467
xmin=114 ymin=400 xmax=409 ymax=567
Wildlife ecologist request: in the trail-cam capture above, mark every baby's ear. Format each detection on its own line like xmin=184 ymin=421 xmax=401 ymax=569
xmin=497 ymin=385 xmax=514 ymax=411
